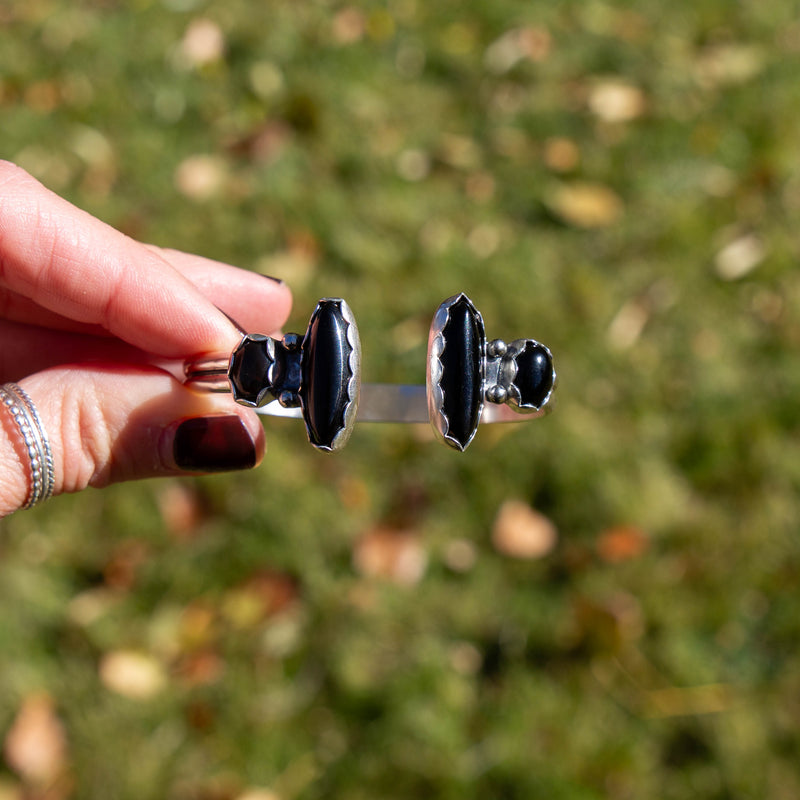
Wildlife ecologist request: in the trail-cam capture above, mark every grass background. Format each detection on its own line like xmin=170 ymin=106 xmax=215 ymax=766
xmin=2 ymin=0 xmax=800 ymax=797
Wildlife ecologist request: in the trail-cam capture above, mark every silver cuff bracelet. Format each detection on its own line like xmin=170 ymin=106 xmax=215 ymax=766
xmin=185 ymin=293 xmax=556 ymax=452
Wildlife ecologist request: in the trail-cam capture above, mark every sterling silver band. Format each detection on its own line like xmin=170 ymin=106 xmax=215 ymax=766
xmin=0 ymin=382 xmax=55 ymax=509
xmin=250 ymin=384 xmax=549 ymax=424
xmin=183 ymin=367 xmax=551 ymax=426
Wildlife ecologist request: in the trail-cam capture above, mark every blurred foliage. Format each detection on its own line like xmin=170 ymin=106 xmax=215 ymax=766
xmin=2 ymin=0 xmax=800 ymax=797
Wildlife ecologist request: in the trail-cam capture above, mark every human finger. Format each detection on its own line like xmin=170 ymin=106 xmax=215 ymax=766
xmin=0 ymin=287 xmax=110 ymax=337
xmin=0 ymin=250 xmax=293 ymax=340
xmin=0 ymin=161 xmax=247 ymax=358
xmin=0 ymin=319 xmax=148 ymax=383
xmin=146 ymin=246 xmax=292 ymax=335
xmin=0 ymin=365 xmax=265 ymax=517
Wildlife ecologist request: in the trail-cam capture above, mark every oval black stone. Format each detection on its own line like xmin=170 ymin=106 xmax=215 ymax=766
xmin=512 ymin=342 xmax=554 ymax=409
xmin=301 ymin=300 xmax=353 ymax=450
xmin=229 ymin=335 xmax=274 ymax=406
xmin=439 ymin=296 xmax=484 ymax=450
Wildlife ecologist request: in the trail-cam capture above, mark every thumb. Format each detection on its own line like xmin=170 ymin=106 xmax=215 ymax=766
xmin=0 ymin=365 xmax=265 ymax=517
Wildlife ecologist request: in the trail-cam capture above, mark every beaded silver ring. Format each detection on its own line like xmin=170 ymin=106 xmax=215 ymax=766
xmin=0 ymin=382 xmax=55 ymax=508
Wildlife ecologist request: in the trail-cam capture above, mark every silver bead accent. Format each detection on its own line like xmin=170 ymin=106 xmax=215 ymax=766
xmin=486 ymin=384 xmax=508 ymax=404
xmin=487 ymin=338 xmax=507 ymax=358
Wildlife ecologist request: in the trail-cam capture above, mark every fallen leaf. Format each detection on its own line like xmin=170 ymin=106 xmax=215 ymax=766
xmin=244 ymin=571 xmax=299 ymax=616
xmin=99 ymin=650 xmax=167 ymax=700
xmin=174 ymin=154 xmax=228 ymax=201
xmin=226 ymin=121 xmax=291 ymax=165
xmin=3 ymin=693 xmax=67 ymax=784
xmin=249 ymin=65 xmax=284 ymax=108
xmin=442 ymin=538 xmax=477 ymax=572
xmin=465 ymin=171 xmax=496 ymax=202
xmin=157 ymin=482 xmax=207 ymax=540
xmin=221 ymin=572 xmax=299 ymax=630
xmin=597 ymin=525 xmax=649 ymax=563
xmin=607 ymin=298 xmax=649 ymax=350
xmin=67 ymin=588 xmax=118 ymax=627
xmin=547 ymin=182 xmax=623 ymax=228
xmin=714 ymin=233 xmax=765 ymax=281
xmin=175 ymin=650 xmax=225 ymax=688
xmin=543 ymin=137 xmax=580 ymax=172
xmin=24 ymin=81 xmax=60 ymax=113
xmin=353 ymin=527 xmax=427 ymax=585
xmin=396 ymin=148 xmax=430 ymax=181
xmin=180 ymin=18 xmax=225 ymax=67
xmin=492 ymin=500 xmax=557 ymax=560
xmin=438 ymin=133 xmax=481 ymax=170
xmin=448 ymin=641 xmax=482 ymax=675
xmin=103 ymin=540 xmax=149 ymax=590
xmin=178 ymin=602 xmax=217 ymax=649
xmin=588 ymin=81 xmax=646 ymax=122
xmin=467 ymin=223 xmax=501 ymax=259
xmin=236 ymin=792 xmax=282 ymax=800
xmin=337 ymin=475 xmax=371 ymax=510
xmin=484 ymin=27 xmax=551 ymax=74
xmin=332 ymin=7 xmax=365 ymax=44
xmin=694 ymin=44 xmax=765 ymax=89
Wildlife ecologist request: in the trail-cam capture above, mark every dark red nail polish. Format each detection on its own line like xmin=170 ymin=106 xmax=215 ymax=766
xmin=173 ymin=416 xmax=257 ymax=472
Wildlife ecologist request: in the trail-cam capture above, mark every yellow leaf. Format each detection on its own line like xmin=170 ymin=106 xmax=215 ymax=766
xmin=547 ymin=182 xmax=623 ymax=229
xmin=99 ymin=650 xmax=167 ymax=700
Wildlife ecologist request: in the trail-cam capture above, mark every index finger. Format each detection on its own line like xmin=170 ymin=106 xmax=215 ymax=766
xmin=0 ymin=161 xmax=243 ymax=359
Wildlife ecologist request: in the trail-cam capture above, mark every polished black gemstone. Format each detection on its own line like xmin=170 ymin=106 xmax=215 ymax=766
xmin=439 ymin=295 xmax=484 ymax=450
xmin=229 ymin=335 xmax=274 ymax=407
xmin=301 ymin=300 xmax=353 ymax=450
xmin=512 ymin=342 xmax=554 ymax=409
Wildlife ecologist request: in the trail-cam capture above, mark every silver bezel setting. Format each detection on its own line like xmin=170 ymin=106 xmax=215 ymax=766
xmin=321 ymin=298 xmax=362 ymax=453
xmin=227 ymin=334 xmax=277 ymax=408
xmin=426 ymin=293 xmax=486 ymax=451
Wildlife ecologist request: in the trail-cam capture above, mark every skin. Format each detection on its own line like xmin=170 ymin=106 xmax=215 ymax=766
xmin=0 ymin=160 xmax=293 ymax=517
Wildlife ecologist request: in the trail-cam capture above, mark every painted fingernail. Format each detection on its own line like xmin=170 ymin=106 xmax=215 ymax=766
xmin=173 ymin=415 xmax=257 ymax=472
xmin=259 ymin=273 xmax=285 ymax=285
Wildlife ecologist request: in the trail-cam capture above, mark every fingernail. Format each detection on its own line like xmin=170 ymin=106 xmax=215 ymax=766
xmin=259 ymin=273 xmax=285 ymax=285
xmin=173 ymin=415 xmax=257 ymax=472
xmin=216 ymin=306 xmax=246 ymax=333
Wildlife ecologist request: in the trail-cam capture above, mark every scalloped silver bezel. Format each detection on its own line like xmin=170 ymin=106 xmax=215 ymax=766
xmin=503 ymin=338 xmax=557 ymax=412
xmin=325 ymin=298 xmax=361 ymax=452
xmin=227 ymin=334 xmax=277 ymax=408
xmin=426 ymin=293 xmax=486 ymax=451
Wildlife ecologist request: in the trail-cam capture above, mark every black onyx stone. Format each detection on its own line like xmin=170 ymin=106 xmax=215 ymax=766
xmin=512 ymin=342 xmax=554 ymax=409
xmin=439 ymin=295 xmax=485 ymax=450
xmin=301 ymin=300 xmax=353 ymax=450
xmin=229 ymin=334 xmax=274 ymax=407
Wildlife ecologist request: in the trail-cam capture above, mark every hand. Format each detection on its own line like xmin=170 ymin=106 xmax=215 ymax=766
xmin=0 ymin=161 xmax=292 ymax=517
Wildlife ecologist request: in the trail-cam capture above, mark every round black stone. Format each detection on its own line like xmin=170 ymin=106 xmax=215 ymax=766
xmin=229 ymin=335 xmax=273 ymax=406
xmin=512 ymin=342 xmax=554 ymax=409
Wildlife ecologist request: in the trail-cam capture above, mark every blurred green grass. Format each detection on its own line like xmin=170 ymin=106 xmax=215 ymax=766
xmin=2 ymin=0 xmax=800 ymax=797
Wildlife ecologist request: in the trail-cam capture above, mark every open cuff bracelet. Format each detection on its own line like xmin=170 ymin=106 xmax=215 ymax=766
xmin=184 ymin=293 xmax=556 ymax=452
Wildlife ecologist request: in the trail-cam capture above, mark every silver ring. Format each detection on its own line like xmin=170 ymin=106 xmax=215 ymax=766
xmin=0 ymin=382 xmax=55 ymax=508
xmin=185 ymin=294 xmax=556 ymax=452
